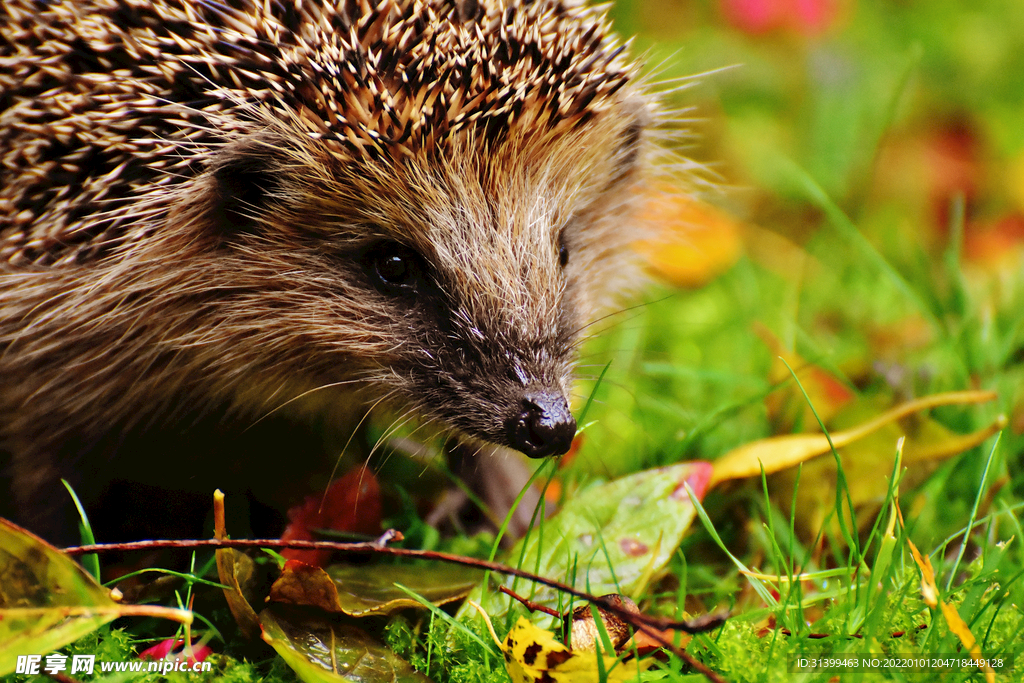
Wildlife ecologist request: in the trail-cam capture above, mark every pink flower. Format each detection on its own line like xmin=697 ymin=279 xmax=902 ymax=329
xmin=722 ymin=0 xmax=784 ymax=34
xmin=721 ymin=0 xmax=843 ymax=36
xmin=792 ymin=0 xmax=840 ymax=34
xmin=139 ymin=638 xmax=213 ymax=666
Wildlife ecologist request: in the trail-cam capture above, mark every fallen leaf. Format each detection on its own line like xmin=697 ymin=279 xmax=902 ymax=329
xmin=214 ymin=490 xmax=262 ymax=639
xmin=756 ymin=323 xmax=855 ymax=429
xmin=904 ymin=531 xmax=995 ymax=683
xmin=464 ymin=461 xmax=713 ymax=622
xmin=324 ymin=563 xmax=484 ymax=617
xmin=269 ymin=560 xmax=484 ymax=617
xmin=261 ymin=607 xmax=432 ymax=683
xmin=963 ymin=213 xmax=1024 ymax=273
xmin=634 ymin=188 xmax=742 ymax=288
xmin=215 ymin=548 xmax=262 ymax=640
xmin=139 ymin=638 xmax=212 ymax=666
xmin=474 ymin=605 xmax=651 ymax=683
xmin=0 ymin=519 xmax=191 ymax=676
xmin=269 ymin=561 xmax=342 ymax=613
xmin=720 ymin=0 xmax=845 ymax=35
xmin=768 ymin=404 xmax=1006 ymax=537
xmin=281 ymin=466 xmax=382 ymax=567
xmin=709 ymin=390 xmax=999 ymax=487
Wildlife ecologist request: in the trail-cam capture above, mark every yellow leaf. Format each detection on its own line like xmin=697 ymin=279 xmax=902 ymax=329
xmin=904 ymin=519 xmax=995 ymax=683
xmin=503 ymin=618 xmax=647 ymax=683
xmin=0 ymin=519 xmax=192 ymax=677
xmin=710 ymin=390 xmax=998 ymax=487
xmin=769 ymin=407 xmax=1005 ymax=538
xmin=472 ymin=603 xmax=650 ymax=683
xmin=905 ymin=535 xmax=939 ymax=609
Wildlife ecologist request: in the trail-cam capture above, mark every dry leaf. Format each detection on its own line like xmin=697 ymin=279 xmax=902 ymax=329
xmin=769 ymin=404 xmax=1006 ymax=537
xmin=904 ymin=533 xmax=995 ymax=683
xmin=214 ymin=490 xmax=261 ymax=639
xmin=0 ymin=519 xmax=191 ymax=676
xmin=473 ymin=604 xmax=652 ymax=683
xmin=269 ymin=561 xmax=484 ymax=617
xmin=710 ymin=390 xmax=998 ymax=487
xmin=756 ymin=324 xmax=855 ymax=429
xmin=635 ymin=187 xmax=742 ymax=288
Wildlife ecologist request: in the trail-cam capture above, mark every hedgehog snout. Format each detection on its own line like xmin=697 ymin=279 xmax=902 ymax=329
xmin=506 ymin=390 xmax=576 ymax=458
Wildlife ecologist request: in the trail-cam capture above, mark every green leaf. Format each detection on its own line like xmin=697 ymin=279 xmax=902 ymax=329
xmin=269 ymin=562 xmax=484 ymax=617
xmin=260 ymin=607 xmax=433 ymax=683
xmin=464 ymin=461 xmax=713 ymax=621
xmin=0 ymin=518 xmax=190 ymax=676
xmin=325 ymin=563 xmax=484 ymax=617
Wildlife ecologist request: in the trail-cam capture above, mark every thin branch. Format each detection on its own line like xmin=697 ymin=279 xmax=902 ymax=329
xmin=65 ymin=532 xmax=727 ymax=635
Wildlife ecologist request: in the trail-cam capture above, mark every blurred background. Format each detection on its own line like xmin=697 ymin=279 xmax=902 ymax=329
xmin=614 ymin=0 xmax=1024 ymax=227
xmin=564 ymin=0 xmax=1024 ymax=550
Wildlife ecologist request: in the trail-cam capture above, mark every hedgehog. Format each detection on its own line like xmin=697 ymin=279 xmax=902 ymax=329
xmin=0 ymin=0 xmax=658 ymax=542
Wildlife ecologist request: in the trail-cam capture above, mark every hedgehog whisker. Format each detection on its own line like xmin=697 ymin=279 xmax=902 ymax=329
xmin=244 ymin=377 xmax=373 ymax=432
xmin=319 ymin=389 xmax=400 ymax=512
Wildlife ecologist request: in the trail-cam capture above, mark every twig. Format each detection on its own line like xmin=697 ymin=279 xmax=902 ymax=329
xmin=498 ymin=585 xmax=562 ymax=618
xmin=631 ymin=620 xmax=728 ymax=683
xmin=65 ymin=532 xmax=726 ymax=635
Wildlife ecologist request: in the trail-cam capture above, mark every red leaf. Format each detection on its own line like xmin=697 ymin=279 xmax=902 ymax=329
xmin=139 ymin=639 xmax=212 ymax=665
xmin=280 ymin=466 xmax=381 ymax=567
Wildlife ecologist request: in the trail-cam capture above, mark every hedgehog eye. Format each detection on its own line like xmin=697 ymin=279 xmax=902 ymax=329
xmin=366 ymin=241 xmax=426 ymax=294
xmin=558 ymin=243 xmax=569 ymax=268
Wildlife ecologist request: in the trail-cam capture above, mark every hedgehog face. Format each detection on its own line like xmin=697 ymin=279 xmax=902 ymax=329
xmin=373 ymin=127 xmax=646 ymax=457
xmin=201 ymin=105 xmax=648 ymax=457
xmin=180 ymin=0 xmax=652 ymax=457
xmin=357 ymin=225 xmax=581 ymax=457
xmin=353 ymin=155 xmax=589 ymax=457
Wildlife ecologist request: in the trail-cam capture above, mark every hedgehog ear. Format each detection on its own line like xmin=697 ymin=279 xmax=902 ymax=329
xmin=210 ymin=151 xmax=278 ymax=235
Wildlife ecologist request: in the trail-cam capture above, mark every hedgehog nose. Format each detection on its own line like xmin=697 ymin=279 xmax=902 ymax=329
xmin=509 ymin=392 xmax=577 ymax=458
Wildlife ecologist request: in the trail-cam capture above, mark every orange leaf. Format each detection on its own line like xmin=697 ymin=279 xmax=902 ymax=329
xmin=756 ymin=324 xmax=855 ymax=427
xmin=963 ymin=214 xmax=1024 ymax=272
xmin=634 ymin=187 xmax=742 ymax=288
xmin=905 ymin=534 xmax=995 ymax=683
